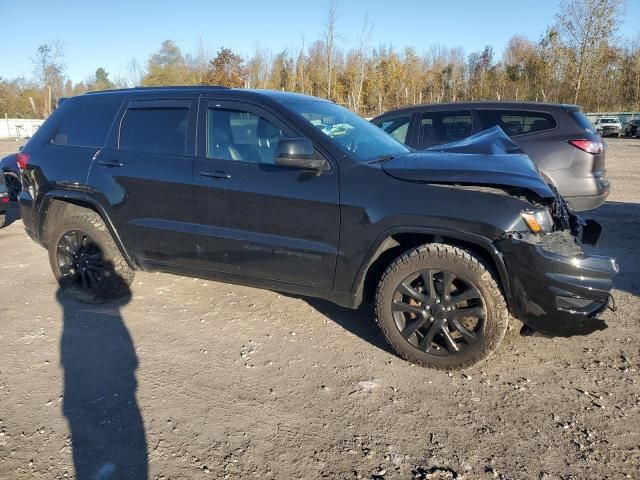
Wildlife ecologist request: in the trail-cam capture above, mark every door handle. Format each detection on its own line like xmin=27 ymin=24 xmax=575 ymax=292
xmin=200 ymin=170 xmax=231 ymax=179
xmin=98 ymin=159 xmax=124 ymax=168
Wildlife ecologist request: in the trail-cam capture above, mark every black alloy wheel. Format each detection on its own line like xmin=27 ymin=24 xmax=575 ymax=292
xmin=392 ymin=269 xmax=485 ymax=355
xmin=56 ymin=229 xmax=107 ymax=293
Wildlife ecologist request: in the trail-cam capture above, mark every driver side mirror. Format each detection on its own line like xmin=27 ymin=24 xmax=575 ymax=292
xmin=274 ymin=138 xmax=329 ymax=171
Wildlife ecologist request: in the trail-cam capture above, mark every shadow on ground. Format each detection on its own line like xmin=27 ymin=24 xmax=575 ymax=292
xmin=303 ymin=298 xmax=397 ymax=356
xmin=57 ymin=283 xmax=148 ymax=479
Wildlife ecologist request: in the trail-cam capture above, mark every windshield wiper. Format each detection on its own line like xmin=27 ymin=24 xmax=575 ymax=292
xmin=368 ymin=154 xmax=395 ymax=164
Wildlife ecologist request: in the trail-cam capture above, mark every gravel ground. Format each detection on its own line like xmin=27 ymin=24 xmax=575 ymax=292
xmin=0 ymin=138 xmax=638 ymax=480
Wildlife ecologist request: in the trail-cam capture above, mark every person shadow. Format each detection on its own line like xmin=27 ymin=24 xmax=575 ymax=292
xmin=57 ymin=280 xmax=148 ymax=479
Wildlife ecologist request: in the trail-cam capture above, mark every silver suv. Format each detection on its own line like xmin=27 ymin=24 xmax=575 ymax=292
xmin=372 ymin=102 xmax=610 ymax=211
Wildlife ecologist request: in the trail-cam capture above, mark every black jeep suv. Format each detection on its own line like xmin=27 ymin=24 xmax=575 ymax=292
xmin=18 ymin=87 xmax=617 ymax=369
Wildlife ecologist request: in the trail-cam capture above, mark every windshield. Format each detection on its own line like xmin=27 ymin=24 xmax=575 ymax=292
xmin=600 ymin=118 xmax=618 ymax=124
xmin=284 ymin=100 xmax=411 ymax=161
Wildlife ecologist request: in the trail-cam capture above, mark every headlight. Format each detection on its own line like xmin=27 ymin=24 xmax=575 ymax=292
xmin=522 ymin=208 xmax=554 ymax=234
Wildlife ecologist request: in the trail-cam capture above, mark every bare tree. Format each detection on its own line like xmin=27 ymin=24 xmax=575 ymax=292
xmin=187 ymin=38 xmax=212 ymax=85
xmin=125 ymin=58 xmax=145 ymax=87
xmin=555 ymin=0 xmax=625 ymax=104
xmin=322 ymin=0 xmax=339 ymax=100
xmin=31 ymin=41 xmax=65 ymax=116
xmin=350 ymin=15 xmax=373 ymax=113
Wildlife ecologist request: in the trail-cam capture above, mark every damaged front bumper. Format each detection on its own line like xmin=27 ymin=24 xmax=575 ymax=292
xmin=495 ymin=223 xmax=618 ymax=336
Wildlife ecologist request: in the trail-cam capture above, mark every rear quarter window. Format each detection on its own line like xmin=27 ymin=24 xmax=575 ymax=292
xmin=569 ymin=110 xmax=595 ymax=131
xmin=50 ymin=99 xmax=121 ymax=147
xmin=478 ymin=110 xmax=557 ymax=137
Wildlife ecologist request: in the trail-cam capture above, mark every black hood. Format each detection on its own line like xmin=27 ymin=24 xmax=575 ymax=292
xmin=381 ymin=126 xmax=555 ymax=199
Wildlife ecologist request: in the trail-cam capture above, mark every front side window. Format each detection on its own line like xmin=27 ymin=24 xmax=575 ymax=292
xmin=51 ymin=100 xmax=121 ymax=147
xmin=373 ymin=116 xmax=411 ymax=144
xmin=478 ymin=110 xmax=557 ymax=137
xmin=119 ymin=107 xmax=189 ymax=155
xmin=285 ymin=101 xmax=410 ymax=161
xmin=417 ymin=110 xmax=472 ymax=146
xmin=206 ymin=108 xmax=289 ymax=163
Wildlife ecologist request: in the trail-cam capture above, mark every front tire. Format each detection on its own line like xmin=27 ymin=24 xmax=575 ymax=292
xmin=375 ymin=244 xmax=509 ymax=369
xmin=48 ymin=210 xmax=134 ymax=303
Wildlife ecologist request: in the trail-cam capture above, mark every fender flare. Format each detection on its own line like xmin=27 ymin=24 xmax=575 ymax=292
xmin=350 ymin=225 xmax=514 ymax=311
xmin=39 ymin=189 xmax=136 ymax=268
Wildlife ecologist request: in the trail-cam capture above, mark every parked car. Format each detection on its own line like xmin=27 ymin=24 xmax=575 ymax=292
xmin=0 ymin=175 xmax=9 ymax=227
xmin=371 ymin=102 xmax=610 ymax=211
xmin=594 ymin=116 xmax=622 ymax=137
xmin=17 ymin=87 xmax=617 ymax=369
xmin=1 ymin=153 xmax=21 ymax=200
xmin=624 ymin=119 xmax=640 ymax=138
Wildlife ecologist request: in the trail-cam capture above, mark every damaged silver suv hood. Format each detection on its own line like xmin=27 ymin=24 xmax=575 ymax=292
xmin=381 ymin=126 xmax=555 ymax=200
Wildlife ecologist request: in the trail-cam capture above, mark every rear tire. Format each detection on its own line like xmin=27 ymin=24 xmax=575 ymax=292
xmin=375 ymin=243 xmax=509 ymax=369
xmin=48 ymin=209 xmax=134 ymax=303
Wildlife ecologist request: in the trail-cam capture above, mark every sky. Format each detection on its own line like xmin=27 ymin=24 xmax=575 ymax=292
xmin=1 ymin=0 xmax=639 ymax=84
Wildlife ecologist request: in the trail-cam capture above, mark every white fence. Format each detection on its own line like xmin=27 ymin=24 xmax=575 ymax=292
xmin=1 ymin=118 xmax=43 ymax=139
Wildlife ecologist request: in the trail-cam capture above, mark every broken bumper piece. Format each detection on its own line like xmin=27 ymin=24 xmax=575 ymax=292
xmin=496 ymin=223 xmax=618 ymax=336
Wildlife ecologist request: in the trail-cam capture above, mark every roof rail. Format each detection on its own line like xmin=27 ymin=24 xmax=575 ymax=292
xmin=85 ymin=85 xmax=231 ymax=95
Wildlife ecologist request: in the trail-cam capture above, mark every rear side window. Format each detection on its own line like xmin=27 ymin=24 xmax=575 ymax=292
xmin=50 ymin=100 xmax=121 ymax=147
xmin=478 ymin=110 xmax=557 ymax=137
xmin=119 ymin=107 xmax=189 ymax=155
xmin=374 ymin=116 xmax=411 ymax=144
xmin=417 ymin=110 xmax=472 ymax=146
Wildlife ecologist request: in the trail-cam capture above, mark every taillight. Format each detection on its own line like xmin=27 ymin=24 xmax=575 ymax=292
xmin=568 ymin=139 xmax=604 ymax=154
xmin=17 ymin=152 xmax=30 ymax=170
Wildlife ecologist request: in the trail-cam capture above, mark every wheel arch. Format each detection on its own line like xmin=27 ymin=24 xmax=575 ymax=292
xmin=39 ymin=191 xmax=136 ymax=269
xmin=352 ymin=227 xmax=515 ymax=313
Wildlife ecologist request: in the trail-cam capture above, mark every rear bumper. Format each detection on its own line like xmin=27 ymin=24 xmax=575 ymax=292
xmin=496 ymin=234 xmax=618 ymax=336
xmin=18 ymin=189 xmax=41 ymax=244
xmin=598 ymin=127 xmax=621 ymax=137
xmin=564 ymin=175 xmax=610 ymax=211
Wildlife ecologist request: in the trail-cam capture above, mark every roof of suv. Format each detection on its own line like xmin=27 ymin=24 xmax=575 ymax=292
xmin=374 ymin=101 xmax=581 ymax=118
xmin=83 ymin=86 xmax=329 ymax=103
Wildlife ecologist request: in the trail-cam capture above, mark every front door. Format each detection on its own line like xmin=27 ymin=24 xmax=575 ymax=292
xmin=193 ymin=99 xmax=340 ymax=288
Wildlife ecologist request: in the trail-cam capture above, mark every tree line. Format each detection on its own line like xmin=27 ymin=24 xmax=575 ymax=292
xmin=1 ymin=0 xmax=637 ymax=120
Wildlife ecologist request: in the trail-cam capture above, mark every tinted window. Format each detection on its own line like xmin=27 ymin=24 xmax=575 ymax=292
xmin=119 ymin=107 xmax=189 ymax=155
xmin=375 ymin=116 xmax=411 ymax=144
xmin=207 ymin=108 xmax=290 ymax=163
xmin=478 ymin=110 xmax=557 ymax=137
xmin=417 ymin=110 xmax=472 ymax=146
xmin=51 ymin=100 xmax=120 ymax=147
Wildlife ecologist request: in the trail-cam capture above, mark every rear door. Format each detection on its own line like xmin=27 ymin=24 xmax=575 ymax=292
xmin=476 ymin=109 xmax=564 ymax=170
xmin=88 ymin=98 xmax=198 ymax=267
xmin=192 ymin=98 xmax=340 ymax=288
xmin=414 ymin=110 xmax=473 ymax=149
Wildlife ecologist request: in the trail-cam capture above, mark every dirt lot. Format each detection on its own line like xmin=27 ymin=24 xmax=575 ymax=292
xmin=0 ymin=138 xmax=639 ymax=480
